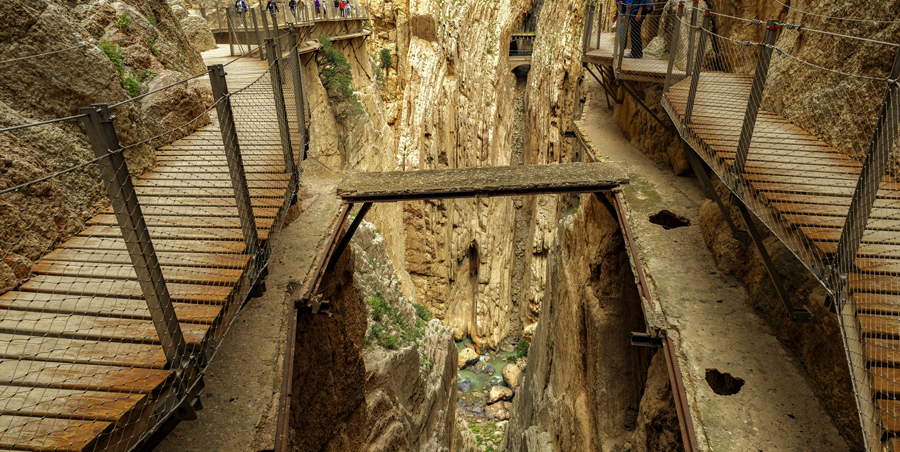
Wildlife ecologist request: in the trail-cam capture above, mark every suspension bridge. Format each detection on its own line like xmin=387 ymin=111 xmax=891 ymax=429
xmin=581 ymin=1 xmax=900 ymax=451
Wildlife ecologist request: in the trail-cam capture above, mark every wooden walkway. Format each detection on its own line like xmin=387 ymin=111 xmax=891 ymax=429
xmin=661 ymin=72 xmax=900 ymax=447
xmin=0 ymin=48 xmax=295 ymax=451
xmin=583 ymin=33 xmax=678 ymax=82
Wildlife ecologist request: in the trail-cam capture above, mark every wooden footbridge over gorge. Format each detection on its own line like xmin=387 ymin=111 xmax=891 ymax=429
xmin=579 ymin=1 xmax=900 ymax=451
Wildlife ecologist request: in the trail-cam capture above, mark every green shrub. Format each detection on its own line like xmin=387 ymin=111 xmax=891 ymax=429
xmin=100 ymin=42 xmax=124 ymax=73
xmin=317 ymin=35 xmax=362 ymax=113
xmin=413 ymin=304 xmax=432 ymax=322
xmin=379 ymin=48 xmax=392 ymax=70
xmin=507 ymin=340 xmax=530 ymax=363
xmin=137 ymin=71 xmax=156 ymax=82
xmin=146 ymin=16 xmax=157 ymax=26
xmin=115 ymin=12 xmax=132 ymax=32
xmin=147 ymin=37 xmax=158 ymax=55
xmin=123 ymin=75 xmax=141 ymax=97
xmin=367 ymin=291 xmax=389 ymax=320
xmin=377 ymin=332 xmax=399 ymax=349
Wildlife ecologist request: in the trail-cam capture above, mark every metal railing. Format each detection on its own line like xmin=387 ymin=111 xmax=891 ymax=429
xmin=0 ymin=38 xmax=307 ymax=451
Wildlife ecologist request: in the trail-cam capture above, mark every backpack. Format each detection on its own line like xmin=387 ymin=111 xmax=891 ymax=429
xmin=234 ymin=0 xmax=244 ymax=11
xmin=642 ymin=0 xmax=653 ymax=14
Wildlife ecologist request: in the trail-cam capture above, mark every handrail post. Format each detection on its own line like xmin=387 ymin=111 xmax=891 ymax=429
xmin=207 ymin=65 xmax=261 ymax=256
xmin=287 ymin=25 xmax=308 ymax=161
xmin=729 ymin=20 xmax=779 ymax=192
xmin=683 ymin=9 xmax=710 ymax=125
xmin=226 ymin=9 xmax=237 ymax=55
xmin=596 ymin=4 xmax=602 ymax=48
xmin=251 ymin=8 xmax=266 ymax=60
xmin=617 ymin=3 xmax=632 ymax=74
xmin=242 ymin=8 xmax=252 ymax=55
xmin=79 ymin=104 xmax=191 ymax=372
xmin=259 ymin=1 xmax=272 ymax=40
xmin=217 ymin=1 xmax=223 ymax=32
xmin=583 ymin=3 xmax=596 ymax=53
xmin=830 ymin=47 xmax=900 ymax=304
xmin=266 ymin=39 xmax=298 ymax=177
xmin=684 ymin=0 xmax=700 ymax=78
xmin=664 ymin=2 xmax=685 ymax=93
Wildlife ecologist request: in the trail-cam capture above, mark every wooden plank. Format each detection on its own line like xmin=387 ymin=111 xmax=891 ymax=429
xmin=849 ymin=273 xmax=900 ymax=295
xmin=854 ymin=292 xmax=900 ymax=315
xmin=0 ymin=360 xmax=171 ymax=394
xmin=860 ymin=314 xmax=900 ymax=339
xmin=134 ymin=176 xmax=291 ymax=188
xmin=87 ymin=214 xmax=275 ymax=231
xmin=780 ymin=214 xmax=900 ymax=232
xmin=56 ymin=237 xmax=248 ymax=254
xmin=100 ymin=205 xmax=279 ymax=218
xmin=78 ymin=225 xmax=266 ymax=242
xmin=138 ymin=171 xmax=289 ymax=181
xmin=0 ymin=416 xmax=112 ymax=452
xmin=0 ymin=310 xmax=211 ymax=346
xmin=0 ymin=385 xmax=148 ymax=428
xmin=31 ymin=261 xmax=244 ymax=286
xmin=856 ymin=258 xmax=900 ymax=275
xmin=866 ymin=338 xmax=900 ymax=367
xmin=879 ymin=399 xmax=900 ymax=434
xmin=40 ymin=248 xmax=251 ymax=269
xmin=761 ymin=192 xmax=900 ymax=209
xmin=133 ymin=187 xmax=285 ymax=198
xmin=0 ymin=334 xmax=166 ymax=369
xmin=126 ymin=196 xmax=285 ymax=208
xmin=337 ymin=162 xmax=628 ymax=201
xmin=802 ymin=227 xmax=900 ymax=246
xmin=19 ymin=276 xmax=234 ymax=304
xmin=0 ymin=292 xmax=222 ymax=324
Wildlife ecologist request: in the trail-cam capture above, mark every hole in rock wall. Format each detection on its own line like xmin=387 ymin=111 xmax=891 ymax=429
xmin=649 ymin=210 xmax=690 ymax=229
xmin=705 ymin=368 xmax=745 ymax=396
xmin=468 ymin=242 xmax=479 ymax=278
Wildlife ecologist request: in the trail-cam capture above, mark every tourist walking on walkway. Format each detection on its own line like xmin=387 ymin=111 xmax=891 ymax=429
xmin=339 ymin=0 xmax=345 ymax=17
xmin=288 ymin=0 xmax=297 ymax=20
xmin=333 ymin=0 xmax=339 ymax=18
xmin=626 ymin=0 xmax=650 ymax=58
xmin=235 ymin=0 xmax=248 ymax=27
xmin=315 ymin=0 xmax=322 ymax=18
xmin=265 ymin=0 xmax=279 ymax=21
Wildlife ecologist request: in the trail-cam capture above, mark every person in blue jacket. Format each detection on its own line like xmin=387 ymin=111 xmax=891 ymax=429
xmin=234 ymin=0 xmax=248 ymax=27
xmin=288 ymin=0 xmax=297 ymax=19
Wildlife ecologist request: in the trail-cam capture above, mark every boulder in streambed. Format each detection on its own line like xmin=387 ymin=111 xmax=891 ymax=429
xmin=488 ymin=386 xmax=513 ymax=404
xmin=503 ymin=362 xmax=523 ymax=389
xmin=473 ymin=361 xmax=485 ymax=374
xmin=485 ymin=402 xmax=510 ymax=421
xmin=458 ymin=379 xmax=472 ymax=393
xmin=485 ymin=364 xmax=495 ymax=376
xmin=459 ymin=347 xmax=479 ymax=369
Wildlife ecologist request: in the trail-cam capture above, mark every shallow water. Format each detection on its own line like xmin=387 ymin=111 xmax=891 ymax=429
xmin=456 ymin=339 xmax=514 ymax=392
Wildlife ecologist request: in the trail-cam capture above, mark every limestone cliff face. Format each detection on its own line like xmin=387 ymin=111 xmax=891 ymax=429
xmin=0 ymin=0 xmax=212 ymax=295
xmin=355 ymin=0 xmax=541 ymax=351
xmin=290 ymin=222 xmax=458 ymax=451
xmin=503 ymin=194 xmax=654 ymax=452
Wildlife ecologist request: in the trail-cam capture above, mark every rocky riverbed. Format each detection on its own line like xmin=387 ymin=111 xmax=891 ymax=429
xmin=455 ymin=336 xmax=527 ymax=423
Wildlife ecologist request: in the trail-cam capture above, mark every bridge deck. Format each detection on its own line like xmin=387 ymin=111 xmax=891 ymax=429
xmin=337 ymin=162 xmax=628 ymax=202
xmin=662 ymin=72 xmax=900 ymax=441
xmin=0 ymin=48 xmax=293 ymax=451
xmin=584 ymin=33 xmax=680 ymax=83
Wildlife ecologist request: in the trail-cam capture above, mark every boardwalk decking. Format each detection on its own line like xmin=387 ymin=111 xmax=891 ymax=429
xmin=583 ymin=33 xmax=679 ymax=82
xmin=0 ymin=47 xmax=295 ymax=451
xmin=662 ymin=72 xmax=900 ymax=444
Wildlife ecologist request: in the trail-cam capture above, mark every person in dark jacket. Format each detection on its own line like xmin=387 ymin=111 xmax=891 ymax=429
xmin=626 ymin=0 xmax=650 ymax=58
xmin=235 ymin=0 xmax=248 ymax=27
xmin=265 ymin=0 xmax=279 ymax=21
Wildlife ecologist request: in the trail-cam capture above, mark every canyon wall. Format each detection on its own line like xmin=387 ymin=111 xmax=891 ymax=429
xmin=503 ymin=194 xmax=661 ymax=452
xmin=290 ymin=222 xmax=457 ymax=451
xmin=354 ymin=0 xmax=540 ymax=352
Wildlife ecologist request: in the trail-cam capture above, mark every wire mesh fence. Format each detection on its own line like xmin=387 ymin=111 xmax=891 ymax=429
xmin=0 ymin=35 xmax=303 ymax=450
xmin=584 ymin=2 xmax=684 ymax=84
xmin=650 ymin=3 xmax=900 ymax=449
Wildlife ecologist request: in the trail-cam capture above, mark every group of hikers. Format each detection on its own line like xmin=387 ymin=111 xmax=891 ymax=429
xmin=233 ymin=0 xmax=355 ymax=25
